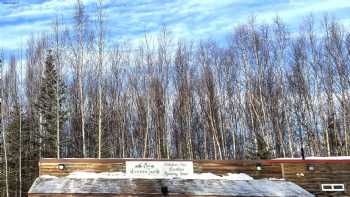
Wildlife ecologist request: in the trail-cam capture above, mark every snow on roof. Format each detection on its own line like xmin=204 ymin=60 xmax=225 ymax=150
xmin=62 ymin=171 xmax=253 ymax=180
xmin=39 ymin=175 xmax=59 ymax=179
xmin=274 ymin=156 xmax=350 ymax=160
xmin=29 ymin=177 xmax=314 ymax=196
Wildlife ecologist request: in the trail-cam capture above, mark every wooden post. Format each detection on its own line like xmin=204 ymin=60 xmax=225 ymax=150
xmin=281 ymin=163 xmax=285 ymax=179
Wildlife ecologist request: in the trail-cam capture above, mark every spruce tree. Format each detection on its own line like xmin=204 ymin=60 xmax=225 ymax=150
xmin=6 ymin=102 xmax=25 ymax=196
xmin=246 ymin=133 xmax=272 ymax=160
xmin=36 ymin=50 xmax=66 ymax=158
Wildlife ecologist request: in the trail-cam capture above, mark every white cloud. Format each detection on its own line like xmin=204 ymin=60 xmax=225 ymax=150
xmin=256 ymin=0 xmax=350 ymax=22
xmin=1 ymin=0 xmax=350 ymax=51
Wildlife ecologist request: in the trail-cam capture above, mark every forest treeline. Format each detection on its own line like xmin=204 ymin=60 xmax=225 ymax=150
xmin=1 ymin=0 xmax=350 ymax=196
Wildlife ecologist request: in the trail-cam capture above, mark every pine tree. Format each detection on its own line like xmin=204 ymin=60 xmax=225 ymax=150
xmin=246 ymin=133 xmax=272 ymax=160
xmin=36 ymin=50 xmax=66 ymax=158
xmin=6 ymin=102 xmax=22 ymax=195
xmin=6 ymin=100 xmax=37 ymax=197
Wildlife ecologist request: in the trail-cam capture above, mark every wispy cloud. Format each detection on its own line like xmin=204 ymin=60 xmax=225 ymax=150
xmin=255 ymin=0 xmax=350 ymax=23
xmin=0 ymin=0 xmax=349 ymax=52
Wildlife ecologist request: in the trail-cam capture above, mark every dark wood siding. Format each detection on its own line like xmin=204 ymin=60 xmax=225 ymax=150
xmin=35 ymin=159 xmax=350 ymax=196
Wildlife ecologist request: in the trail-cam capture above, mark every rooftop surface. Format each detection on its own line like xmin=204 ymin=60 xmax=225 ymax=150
xmin=29 ymin=176 xmax=314 ymax=197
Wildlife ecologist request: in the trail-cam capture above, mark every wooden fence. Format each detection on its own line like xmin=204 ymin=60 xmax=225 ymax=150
xmin=37 ymin=158 xmax=350 ymax=196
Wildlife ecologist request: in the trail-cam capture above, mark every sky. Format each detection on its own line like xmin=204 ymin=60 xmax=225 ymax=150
xmin=1 ymin=0 xmax=350 ymax=55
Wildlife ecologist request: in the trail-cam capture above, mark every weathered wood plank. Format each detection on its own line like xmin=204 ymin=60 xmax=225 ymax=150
xmin=35 ymin=159 xmax=350 ymax=196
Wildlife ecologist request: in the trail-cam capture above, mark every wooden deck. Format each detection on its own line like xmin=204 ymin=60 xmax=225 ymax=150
xmin=33 ymin=158 xmax=350 ymax=197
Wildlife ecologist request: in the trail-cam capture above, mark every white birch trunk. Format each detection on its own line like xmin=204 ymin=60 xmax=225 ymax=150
xmin=39 ymin=113 xmax=43 ymax=158
xmin=97 ymin=0 xmax=105 ymax=159
xmin=80 ymin=45 xmax=86 ymax=158
xmin=19 ymin=51 xmax=23 ymax=197
xmin=56 ymin=53 xmax=60 ymax=159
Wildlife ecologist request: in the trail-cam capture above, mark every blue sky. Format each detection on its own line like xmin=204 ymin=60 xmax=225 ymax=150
xmin=1 ymin=0 xmax=350 ymax=54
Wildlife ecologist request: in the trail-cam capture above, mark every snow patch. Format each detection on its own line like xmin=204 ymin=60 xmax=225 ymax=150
xmin=274 ymin=156 xmax=350 ymax=160
xmin=40 ymin=175 xmax=58 ymax=179
xmin=223 ymin=173 xmax=254 ymax=180
xmin=67 ymin=172 xmax=128 ymax=179
xmin=266 ymin=177 xmax=285 ymax=181
xmin=49 ymin=171 xmax=254 ymax=180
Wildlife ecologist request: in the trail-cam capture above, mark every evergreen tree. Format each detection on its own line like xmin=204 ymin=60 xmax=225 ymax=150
xmin=6 ymin=102 xmax=20 ymax=196
xmin=246 ymin=133 xmax=272 ymax=160
xmin=36 ymin=50 xmax=66 ymax=158
xmin=6 ymin=102 xmax=32 ymax=196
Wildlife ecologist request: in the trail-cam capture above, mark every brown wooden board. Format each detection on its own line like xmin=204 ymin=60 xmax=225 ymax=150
xmin=34 ymin=159 xmax=350 ymax=196
xmin=282 ymin=163 xmax=350 ymax=197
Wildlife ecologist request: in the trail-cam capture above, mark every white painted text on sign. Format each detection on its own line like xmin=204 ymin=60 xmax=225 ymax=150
xmin=126 ymin=161 xmax=193 ymax=179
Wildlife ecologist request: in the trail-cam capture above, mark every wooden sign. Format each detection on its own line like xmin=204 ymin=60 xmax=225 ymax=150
xmin=126 ymin=161 xmax=194 ymax=179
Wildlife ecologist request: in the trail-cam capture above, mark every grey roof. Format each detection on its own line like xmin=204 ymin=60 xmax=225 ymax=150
xmin=29 ymin=177 xmax=314 ymax=197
